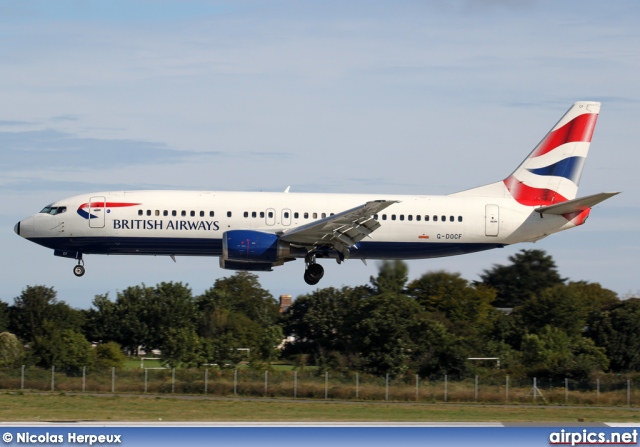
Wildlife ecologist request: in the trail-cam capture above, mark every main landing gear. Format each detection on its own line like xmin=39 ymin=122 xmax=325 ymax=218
xmin=73 ymin=259 xmax=85 ymax=277
xmin=303 ymin=254 xmax=324 ymax=286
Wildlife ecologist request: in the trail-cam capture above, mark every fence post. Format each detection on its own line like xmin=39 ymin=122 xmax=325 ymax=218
xmin=111 ymin=367 xmax=115 ymax=393
xmin=234 ymin=369 xmax=238 ymax=395
xmin=264 ymin=370 xmax=268 ymax=397
xmin=475 ymin=375 xmax=478 ymax=402
xmin=597 ymin=378 xmax=600 ymax=403
xmin=533 ymin=377 xmax=537 ymax=402
xmin=385 ymin=374 xmax=389 ymax=401
xmin=565 ymin=378 xmax=568 ymax=404
xmin=506 ymin=375 xmax=509 ymax=403
xmin=628 ymin=379 xmax=631 ymax=407
xmin=21 ymin=365 xmax=25 ymax=390
xmin=325 ymin=372 xmax=329 ymax=400
xmin=444 ymin=374 xmax=448 ymax=402
xmin=82 ymin=366 xmax=86 ymax=393
xmin=356 ymin=373 xmax=359 ymax=399
xmin=204 ymin=368 xmax=208 ymax=395
xmin=144 ymin=368 xmax=148 ymax=393
xmin=415 ymin=374 xmax=419 ymax=402
xmin=51 ymin=366 xmax=55 ymax=391
xmin=294 ymin=371 xmax=297 ymax=398
xmin=172 ymin=368 xmax=175 ymax=393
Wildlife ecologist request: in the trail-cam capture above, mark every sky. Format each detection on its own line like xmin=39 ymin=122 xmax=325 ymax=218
xmin=2 ymin=0 xmax=639 ymax=309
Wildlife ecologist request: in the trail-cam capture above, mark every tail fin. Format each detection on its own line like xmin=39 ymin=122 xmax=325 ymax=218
xmin=504 ymin=101 xmax=600 ymax=206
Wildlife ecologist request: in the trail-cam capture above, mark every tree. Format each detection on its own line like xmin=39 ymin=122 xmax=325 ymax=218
xmin=479 ymin=249 xmax=565 ymax=307
xmin=354 ymin=293 xmax=429 ymax=377
xmin=588 ymin=298 xmax=640 ymax=371
xmin=520 ymin=325 xmax=608 ymax=379
xmin=407 ymin=270 xmax=498 ymax=341
xmin=0 ymin=332 xmax=24 ymax=367
xmin=160 ymin=327 xmax=206 ymax=369
xmin=9 ymin=286 xmax=84 ymax=343
xmin=31 ymin=321 xmax=94 ymax=372
xmin=0 ymin=301 xmax=9 ymax=333
xmin=515 ymin=284 xmax=588 ymax=337
xmin=94 ymin=342 xmax=127 ymax=370
xmin=370 ymin=260 xmax=409 ymax=295
xmin=196 ymin=273 xmax=280 ymax=366
xmin=282 ymin=287 xmax=352 ymax=359
xmin=87 ymin=282 xmax=199 ymax=355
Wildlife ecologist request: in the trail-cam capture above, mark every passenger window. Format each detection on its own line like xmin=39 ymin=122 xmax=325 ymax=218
xmin=252 ymin=212 xmax=257 ymax=218
xmin=458 ymin=216 xmax=463 ymax=222
xmin=190 ymin=211 xmax=195 ymax=217
xmin=260 ymin=211 xmax=265 ymax=218
xmin=382 ymin=214 xmax=387 ymax=220
xmin=374 ymin=214 xmax=378 ymax=220
xmin=172 ymin=210 xmax=177 ymax=217
xmin=163 ymin=210 xmax=168 ymax=216
xmin=408 ymin=215 xmax=413 ymax=221
xmin=313 ymin=212 xmax=317 ymax=219
xmin=284 ymin=212 xmax=289 ymax=218
xmin=244 ymin=212 xmax=249 ymax=218
xmin=322 ymin=213 xmax=326 ymax=218
xmin=392 ymin=215 xmax=396 ymax=221
xmin=416 ymin=215 xmax=421 ymax=222
xmin=294 ymin=212 xmax=299 ymax=219
xmin=227 ymin=211 xmax=232 ymax=217
xmin=304 ymin=212 xmax=309 ymax=219
xmin=268 ymin=211 xmax=274 ymax=218
xmin=147 ymin=210 xmax=151 ymax=216
xmin=442 ymin=215 xmax=446 ymax=222
xmin=433 ymin=215 xmax=438 ymax=222
xmin=400 ymin=215 xmax=404 ymax=221
xmin=450 ymin=216 xmax=454 ymax=222
xmin=425 ymin=215 xmax=429 ymax=222
xmin=155 ymin=210 xmax=159 ymax=216
xmin=138 ymin=210 xmax=143 ymax=216
xmin=200 ymin=211 xmax=205 ymax=217
xmin=210 ymin=211 xmax=214 ymax=217
xmin=330 ymin=213 xmax=334 ymax=216
xmin=181 ymin=211 xmax=186 ymax=217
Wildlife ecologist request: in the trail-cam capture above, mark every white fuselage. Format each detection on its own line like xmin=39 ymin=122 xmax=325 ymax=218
xmin=15 ymin=189 xmax=576 ymax=261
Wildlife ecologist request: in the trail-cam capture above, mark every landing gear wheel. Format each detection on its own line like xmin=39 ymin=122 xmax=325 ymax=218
xmin=73 ymin=264 xmax=85 ymax=277
xmin=303 ymin=263 xmax=324 ymax=285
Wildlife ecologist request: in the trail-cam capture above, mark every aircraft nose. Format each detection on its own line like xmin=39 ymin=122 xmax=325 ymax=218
xmin=14 ymin=221 xmax=20 ymax=236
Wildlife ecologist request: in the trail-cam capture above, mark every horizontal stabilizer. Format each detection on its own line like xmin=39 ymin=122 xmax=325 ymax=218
xmin=536 ymin=192 xmax=620 ymax=215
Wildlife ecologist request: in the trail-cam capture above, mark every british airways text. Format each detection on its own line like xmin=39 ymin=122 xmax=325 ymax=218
xmin=113 ymin=220 xmax=220 ymax=231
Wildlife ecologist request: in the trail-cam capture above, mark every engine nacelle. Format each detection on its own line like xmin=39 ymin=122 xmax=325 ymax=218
xmin=220 ymin=230 xmax=292 ymax=271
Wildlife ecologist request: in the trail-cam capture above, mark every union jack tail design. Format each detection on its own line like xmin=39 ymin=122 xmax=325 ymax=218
xmin=504 ymin=101 xmax=600 ymax=206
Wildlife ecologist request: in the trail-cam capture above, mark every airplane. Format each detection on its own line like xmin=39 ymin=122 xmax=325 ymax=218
xmin=14 ymin=101 xmax=619 ymax=285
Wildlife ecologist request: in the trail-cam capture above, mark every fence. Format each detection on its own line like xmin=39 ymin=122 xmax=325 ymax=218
xmin=0 ymin=367 xmax=636 ymax=406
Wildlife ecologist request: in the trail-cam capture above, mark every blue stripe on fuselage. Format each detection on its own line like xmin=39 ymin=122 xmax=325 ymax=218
xmin=27 ymin=236 xmax=505 ymax=260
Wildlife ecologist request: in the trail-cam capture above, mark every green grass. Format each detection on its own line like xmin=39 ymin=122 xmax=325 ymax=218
xmin=1 ymin=393 xmax=639 ymax=423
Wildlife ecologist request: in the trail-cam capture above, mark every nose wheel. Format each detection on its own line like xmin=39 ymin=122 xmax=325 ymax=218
xmin=73 ymin=260 xmax=85 ymax=277
xmin=303 ymin=255 xmax=324 ymax=285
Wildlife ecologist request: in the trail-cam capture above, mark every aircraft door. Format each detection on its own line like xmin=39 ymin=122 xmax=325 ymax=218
xmin=89 ymin=196 xmax=106 ymax=228
xmin=282 ymin=209 xmax=291 ymax=226
xmin=266 ymin=208 xmax=276 ymax=226
xmin=485 ymin=204 xmax=499 ymax=237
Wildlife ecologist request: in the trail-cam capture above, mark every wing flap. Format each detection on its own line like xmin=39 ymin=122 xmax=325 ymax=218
xmin=536 ymin=192 xmax=620 ymax=215
xmin=280 ymin=200 xmax=398 ymax=255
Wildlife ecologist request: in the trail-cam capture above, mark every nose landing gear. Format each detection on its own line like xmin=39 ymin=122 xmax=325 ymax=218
xmin=303 ymin=254 xmax=324 ymax=285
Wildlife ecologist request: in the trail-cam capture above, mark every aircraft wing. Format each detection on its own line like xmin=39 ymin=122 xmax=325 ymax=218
xmin=280 ymin=200 xmax=398 ymax=258
xmin=536 ymin=192 xmax=620 ymax=215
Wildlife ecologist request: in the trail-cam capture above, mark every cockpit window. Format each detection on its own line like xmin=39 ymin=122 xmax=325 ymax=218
xmin=40 ymin=206 xmax=67 ymax=215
